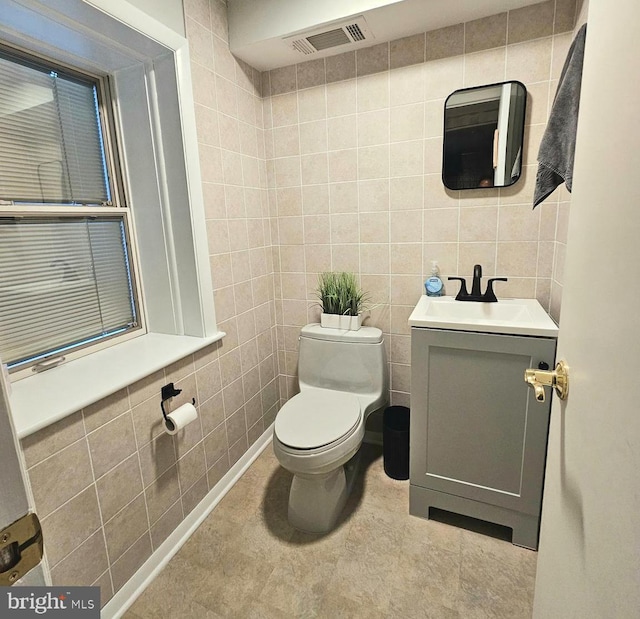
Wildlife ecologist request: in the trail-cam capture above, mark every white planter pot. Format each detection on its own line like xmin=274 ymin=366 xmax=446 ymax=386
xmin=320 ymin=313 xmax=362 ymax=330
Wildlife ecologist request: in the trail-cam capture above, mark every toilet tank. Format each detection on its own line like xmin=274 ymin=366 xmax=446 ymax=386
xmin=298 ymin=324 xmax=388 ymax=400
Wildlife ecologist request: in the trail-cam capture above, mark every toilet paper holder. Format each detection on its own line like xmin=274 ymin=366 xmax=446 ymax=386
xmin=160 ymin=382 xmax=196 ymax=425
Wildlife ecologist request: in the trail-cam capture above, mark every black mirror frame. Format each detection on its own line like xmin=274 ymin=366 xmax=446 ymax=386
xmin=441 ymin=80 xmax=527 ymax=191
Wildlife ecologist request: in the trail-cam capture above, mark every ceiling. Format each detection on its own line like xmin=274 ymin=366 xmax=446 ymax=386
xmin=228 ymin=0 xmax=545 ymax=71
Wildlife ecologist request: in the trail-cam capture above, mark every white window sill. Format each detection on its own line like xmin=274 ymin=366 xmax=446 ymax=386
xmin=10 ymin=332 xmax=225 ymax=438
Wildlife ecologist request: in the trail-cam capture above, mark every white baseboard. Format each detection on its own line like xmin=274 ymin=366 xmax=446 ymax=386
xmin=102 ymin=424 xmax=274 ymax=619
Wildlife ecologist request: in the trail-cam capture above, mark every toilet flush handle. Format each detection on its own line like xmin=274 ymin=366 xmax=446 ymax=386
xmin=524 ymin=360 xmax=569 ymax=403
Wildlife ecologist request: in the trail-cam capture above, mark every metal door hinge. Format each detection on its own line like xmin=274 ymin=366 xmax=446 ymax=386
xmin=0 ymin=513 xmax=43 ymax=585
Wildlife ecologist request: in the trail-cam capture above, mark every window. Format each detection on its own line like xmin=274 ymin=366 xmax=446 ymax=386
xmin=0 ymin=46 xmax=141 ymax=376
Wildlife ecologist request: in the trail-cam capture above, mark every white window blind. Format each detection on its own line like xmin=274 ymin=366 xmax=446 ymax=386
xmin=0 ymin=217 xmax=137 ymax=369
xmin=0 ymin=49 xmax=109 ymax=204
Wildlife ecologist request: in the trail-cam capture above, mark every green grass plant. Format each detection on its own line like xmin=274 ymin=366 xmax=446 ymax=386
xmin=316 ymin=271 xmax=368 ymax=316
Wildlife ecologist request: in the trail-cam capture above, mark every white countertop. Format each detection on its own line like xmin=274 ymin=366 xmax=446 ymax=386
xmin=408 ymin=296 xmax=559 ymax=337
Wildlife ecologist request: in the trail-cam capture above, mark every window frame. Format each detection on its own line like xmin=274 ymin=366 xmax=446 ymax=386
xmin=2 ymin=0 xmax=221 ymax=438
xmin=0 ymin=44 xmax=147 ymax=379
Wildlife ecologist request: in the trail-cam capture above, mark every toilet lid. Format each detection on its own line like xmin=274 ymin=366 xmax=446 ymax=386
xmin=275 ymin=391 xmax=361 ymax=450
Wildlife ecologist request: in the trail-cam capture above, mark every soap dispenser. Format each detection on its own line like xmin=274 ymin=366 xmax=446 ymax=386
xmin=425 ymin=261 xmax=444 ymax=297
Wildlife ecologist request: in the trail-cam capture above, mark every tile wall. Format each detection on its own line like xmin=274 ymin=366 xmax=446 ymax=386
xmin=18 ymin=0 xmax=583 ymax=606
xmin=264 ymin=0 xmax=578 ymax=408
xmin=19 ymin=0 xmax=278 ymax=606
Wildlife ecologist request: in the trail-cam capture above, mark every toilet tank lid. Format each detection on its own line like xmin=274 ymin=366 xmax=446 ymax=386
xmin=301 ymin=323 xmax=383 ymax=343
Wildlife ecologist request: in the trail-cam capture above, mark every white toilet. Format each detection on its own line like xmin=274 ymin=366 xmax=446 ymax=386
xmin=273 ymin=323 xmax=388 ymax=533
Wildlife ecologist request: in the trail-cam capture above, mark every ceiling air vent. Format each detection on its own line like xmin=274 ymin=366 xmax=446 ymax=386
xmin=284 ymin=16 xmax=373 ymax=56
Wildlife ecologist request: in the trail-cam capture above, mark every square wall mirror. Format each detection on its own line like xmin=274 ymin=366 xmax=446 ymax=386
xmin=442 ymin=81 xmax=527 ymax=190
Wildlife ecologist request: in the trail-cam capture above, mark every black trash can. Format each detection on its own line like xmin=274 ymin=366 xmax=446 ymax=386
xmin=383 ymin=405 xmax=410 ymax=480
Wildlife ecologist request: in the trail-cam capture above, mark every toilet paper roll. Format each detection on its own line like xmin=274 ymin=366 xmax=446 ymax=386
xmin=164 ymin=402 xmax=198 ymax=435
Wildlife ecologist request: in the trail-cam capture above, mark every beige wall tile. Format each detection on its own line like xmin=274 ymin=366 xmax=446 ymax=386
xmin=131 ymin=395 xmax=166 ymax=448
xmin=332 ymin=244 xmax=359 ymax=272
xmin=203 ymin=422 xmax=229 ymax=469
xmin=498 ymin=205 xmax=540 ymax=241
xmin=424 ymin=56 xmax=464 ymax=100
xmin=390 ymin=34 xmax=425 ymax=69
xmin=150 ymin=501 xmax=183 ymax=550
xmin=22 ymin=411 xmax=84 ymax=468
xmin=390 ymin=210 xmax=423 ymax=243
xmin=555 ymin=0 xmax=577 ymax=33
xmin=299 ymin=120 xmax=328 ymax=154
xmin=104 ymin=494 xmax=149 ymax=562
xmin=357 ymin=179 xmax=389 ymax=212
xmin=497 ymin=241 xmax=539 ymax=277
xmin=390 ymin=103 xmax=424 ymax=143
xmin=423 ymin=242 xmax=459 ymax=278
xmin=391 ymin=244 xmax=422 ymax=274
xmin=508 ymin=1 xmax=554 ymax=44
xmin=458 ymin=243 xmax=497 ymax=276
xmin=326 ymin=52 xmax=356 ymax=83
xmin=327 ymin=80 xmax=357 ymax=117
xmin=551 ymin=33 xmax=573 ymax=79
xmin=360 ymin=244 xmax=390 ymax=275
xmin=464 ymin=47 xmax=507 ymax=87
xmin=330 ymin=213 xmax=359 ymax=244
xmin=145 ymin=466 xmax=180 ymax=524
xmin=302 ymin=185 xmax=330 ymax=214
xmin=277 ymin=187 xmax=303 ymax=216
xmin=328 ymin=149 xmax=358 ymax=182
xmin=390 ymin=176 xmax=423 ymax=211
xmin=305 ymin=244 xmax=331 ymax=272
xmin=358 ymin=110 xmax=389 ymax=147
xmin=50 ymin=530 xmax=108 ymax=587
xmin=424 ymin=208 xmax=458 ymax=242
xmin=273 ymin=125 xmax=300 ymax=157
xmin=41 ymin=486 xmax=102 ymax=567
xmin=298 ymin=86 xmax=327 ymax=122
xmin=138 ymin=433 xmax=177 ymax=489
xmin=359 ymin=212 xmax=389 ymax=244
xmin=390 ymin=64 xmax=425 ymax=107
xmin=270 ymin=65 xmax=297 ymax=96
xmin=459 ymin=207 xmax=498 ymax=242
xmin=111 ymin=534 xmax=152 ymax=593
xmin=388 ymin=305 xmax=412 ymax=337
xmin=356 ymin=43 xmax=389 ymax=76
xmin=297 ymin=58 xmax=325 ymax=90
xmin=271 ymin=92 xmax=298 ymax=127
xmin=301 ymin=153 xmax=329 ymax=185
xmin=87 ymin=412 xmax=137 ymax=479
xmin=96 ymin=453 xmax=144 ymax=522
xmin=506 ymin=38 xmax=553 ymax=84
xmin=390 ymin=140 xmax=423 ymax=177
xmin=304 ymin=215 xmax=331 ymax=244
xmin=358 ymin=145 xmax=389 ymax=180
xmin=182 ymin=474 xmax=209 ymax=515
xmin=426 ymin=23 xmax=464 ymax=61
xmin=357 ymin=73 xmax=390 ymax=112
xmin=328 ymin=115 xmax=357 ymax=150
xmin=424 ymin=174 xmax=456 ymax=208
xmin=29 ymin=439 xmax=93 ymax=518
xmin=465 ymin=13 xmax=507 ymax=54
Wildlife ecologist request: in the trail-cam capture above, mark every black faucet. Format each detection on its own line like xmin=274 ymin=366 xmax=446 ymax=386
xmin=448 ymin=264 xmax=508 ymax=302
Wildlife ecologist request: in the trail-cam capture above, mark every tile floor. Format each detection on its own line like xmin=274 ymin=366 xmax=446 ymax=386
xmin=125 ymin=442 xmax=537 ymax=618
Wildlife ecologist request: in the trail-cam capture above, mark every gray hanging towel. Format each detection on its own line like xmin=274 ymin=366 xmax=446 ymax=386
xmin=533 ymin=23 xmax=587 ymax=208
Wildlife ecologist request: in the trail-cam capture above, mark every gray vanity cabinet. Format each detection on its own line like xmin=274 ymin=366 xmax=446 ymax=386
xmin=409 ymin=327 xmax=557 ymax=549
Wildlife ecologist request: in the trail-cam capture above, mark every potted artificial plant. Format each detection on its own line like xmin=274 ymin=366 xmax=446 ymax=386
xmin=316 ymin=271 xmax=368 ymax=330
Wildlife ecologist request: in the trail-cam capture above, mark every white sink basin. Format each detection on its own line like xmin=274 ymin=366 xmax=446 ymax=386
xmin=409 ymin=296 xmax=558 ymax=336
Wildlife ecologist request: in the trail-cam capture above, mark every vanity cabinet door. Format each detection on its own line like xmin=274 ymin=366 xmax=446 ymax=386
xmin=410 ymin=328 xmax=556 ymax=517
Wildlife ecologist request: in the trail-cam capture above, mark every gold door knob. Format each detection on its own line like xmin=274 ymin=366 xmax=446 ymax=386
xmin=524 ymin=360 xmax=569 ymax=403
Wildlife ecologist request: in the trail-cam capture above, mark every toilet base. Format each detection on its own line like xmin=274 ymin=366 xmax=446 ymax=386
xmin=287 ymin=452 xmax=361 ymax=534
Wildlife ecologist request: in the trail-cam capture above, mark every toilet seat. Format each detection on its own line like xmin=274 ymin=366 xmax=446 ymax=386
xmin=274 ymin=390 xmax=361 ymax=450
